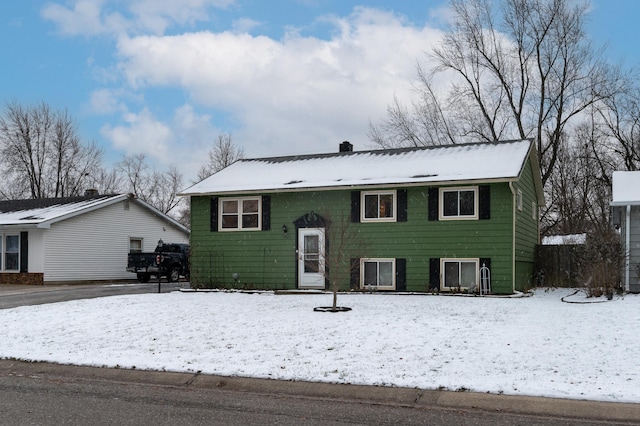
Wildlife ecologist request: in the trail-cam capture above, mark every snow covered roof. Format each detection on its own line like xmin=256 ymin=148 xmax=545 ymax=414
xmin=0 ymin=194 xmax=188 ymax=232
xmin=611 ymin=171 xmax=640 ymax=206
xmin=181 ymin=139 xmax=539 ymax=196
xmin=542 ymin=234 xmax=586 ymax=245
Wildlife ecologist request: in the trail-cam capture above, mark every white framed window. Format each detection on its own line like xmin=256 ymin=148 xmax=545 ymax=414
xmin=441 ymin=258 xmax=478 ymax=291
xmin=1 ymin=234 xmax=20 ymax=272
xmin=361 ymin=258 xmax=396 ymax=290
xmin=361 ymin=190 xmax=396 ymax=222
xmin=532 ymin=201 xmax=537 ymax=220
xmin=219 ymin=197 xmax=262 ymax=231
xmin=129 ymin=238 xmax=143 ymax=253
xmin=517 ymin=189 xmax=523 ymax=211
xmin=439 ymin=187 xmax=478 ymax=220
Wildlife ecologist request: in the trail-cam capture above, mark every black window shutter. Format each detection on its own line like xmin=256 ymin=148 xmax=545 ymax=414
xmin=262 ymin=195 xmax=271 ymax=231
xmin=395 ymin=258 xmax=406 ymax=291
xmin=210 ymin=197 xmax=218 ymax=232
xmin=429 ymin=258 xmax=440 ymax=290
xmin=428 ymin=188 xmax=439 ymax=221
xmin=20 ymin=231 xmax=28 ymax=273
xmin=351 ymin=191 xmax=361 ymax=223
xmin=397 ymin=189 xmax=408 ymax=222
xmin=479 ymin=185 xmax=490 ymax=219
xmin=350 ymin=258 xmax=360 ymax=289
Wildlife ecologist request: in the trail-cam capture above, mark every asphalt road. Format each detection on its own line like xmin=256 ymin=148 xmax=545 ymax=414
xmin=0 ymin=361 xmax=635 ymax=426
xmin=0 ymin=281 xmax=182 ymax=309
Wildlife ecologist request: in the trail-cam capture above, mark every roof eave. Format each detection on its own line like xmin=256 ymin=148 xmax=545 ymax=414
xmin=179 ymin=176 xmax=520 ymax=197
xmin=610 ymin=201 xmax=640 ymax=206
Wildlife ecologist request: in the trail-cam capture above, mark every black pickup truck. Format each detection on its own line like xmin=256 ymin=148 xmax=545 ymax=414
xmin=127 ymin=242 xmax=190 ymax=283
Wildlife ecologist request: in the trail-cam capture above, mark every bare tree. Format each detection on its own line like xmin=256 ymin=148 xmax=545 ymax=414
xmin=315 ymin=213 xmax=369 ymax=312
xmin=370 ymin=0 xmax=622 ymax=235
xmin=197 ymin=133 xmax=244 ymax=181
xmin=0 ymin=101 xmax=103 ymax=199
xmin=597 ymin=80 xmax=640 ymax=172
xmin=117 ymin=154 xmax=184 ymax=214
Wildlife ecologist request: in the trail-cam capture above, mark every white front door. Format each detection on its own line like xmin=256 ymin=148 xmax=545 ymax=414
xmin=298 ymin=228 xmax=325 ymax=289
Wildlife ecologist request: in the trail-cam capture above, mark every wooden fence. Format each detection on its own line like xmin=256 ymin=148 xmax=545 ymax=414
xmin=534 ymin=244 xmax=584 ymax=288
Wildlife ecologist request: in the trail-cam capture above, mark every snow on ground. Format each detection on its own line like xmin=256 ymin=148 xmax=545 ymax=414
xmin=0 ymin=288 xmax=638 ymax=403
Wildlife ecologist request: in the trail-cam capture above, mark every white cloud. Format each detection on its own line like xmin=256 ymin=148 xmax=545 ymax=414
xmin=100 ymin=108 xmax=173 ymax=160
xmin=88 ymin=88 xmax=127 ymax=114
xmin=113 ymin=7 xmax=443 ymax=157
xmin=100 ymin=104 xmax=220 ymax=181
xmin=42 ymin=0 xmax=235 ymax=37
xmin=41 ymin=0 xmax=111 ymax=36
xmin=44 ymin=1 xmax=447 ymax=170
xmin=231 ymin=17 xmax=262 ymax=34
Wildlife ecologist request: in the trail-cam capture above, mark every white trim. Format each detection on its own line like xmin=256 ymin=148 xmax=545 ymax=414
xmin=298 ymin=228 xmax=326 ymax=289
xmin=218 ymin=196 xmax=262 ymax=232
xmin=360 ymin=190 xmax=397 ymax=223
xmin=625 ymin=205 xmax=631 ymax=292
xmin=360 ymin=258 xmax=396 ymax=290
xmin=439 ymin=186 xmax=479 ymax=220
xmin=440 ymin=258 xmax=479 ymax=291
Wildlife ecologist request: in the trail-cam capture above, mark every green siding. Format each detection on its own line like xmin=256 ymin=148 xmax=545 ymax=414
xmin=511 ymin=157 xmax=541 ymax=291
xmin=189 ymin=178 xmax=539 ymax=294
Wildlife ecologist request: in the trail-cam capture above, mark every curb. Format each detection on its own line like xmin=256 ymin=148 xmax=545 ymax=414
xmin=1 ymin=359 xmax=639 ymax=423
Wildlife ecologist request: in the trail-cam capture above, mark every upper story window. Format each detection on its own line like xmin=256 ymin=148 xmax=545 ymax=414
xmin=361 ymin=190 xmax=396 ymax=222
xmin=440 ymin=187 xmax=478 ymax=220
xmin=220 ymin=197 xmax=262 ymax=231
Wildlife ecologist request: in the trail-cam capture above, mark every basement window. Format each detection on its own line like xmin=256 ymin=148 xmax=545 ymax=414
xmin=441 ymin=258 xmax=478 ymax=292
xmin=361 ymin=258 xmax=396 ymax=290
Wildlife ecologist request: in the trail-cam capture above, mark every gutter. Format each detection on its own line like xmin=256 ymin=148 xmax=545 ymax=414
xmin=625 ymin=205 xmax=631 ymax=292
xmin=509 ymin=182 xmax=517 ymax=293
xmin=179 ymin=177 xmax=519 ymax=198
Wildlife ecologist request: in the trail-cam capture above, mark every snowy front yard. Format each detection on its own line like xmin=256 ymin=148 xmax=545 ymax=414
xmin=0 ymin=288 xmax=638 ymax=403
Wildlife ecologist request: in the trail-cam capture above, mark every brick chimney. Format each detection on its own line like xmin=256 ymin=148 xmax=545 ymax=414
xmin=339 ymin=141 xmax=353 ymax=152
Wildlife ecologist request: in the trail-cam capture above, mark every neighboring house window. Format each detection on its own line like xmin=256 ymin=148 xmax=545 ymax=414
xmin=361 ymin=258 xmax=396 ymax=290
xmin=517 ymin=189 xmax=523 ymax=211
xmin=219 ymin=197 xmax=262 ymax=231
xmin=439 ymin=187 xmax=478 ymax=220
xmin=361 ymin=190 xmax=396 ymax=222
xmin=441 ymin=258 xmax=478 ymax=291
xmin=130 ymin=238 xmax=143 ymax=253
xmin=1 ymin=234 xmax=19 ymax=272
xmin=532 ymin=201 xmax=537 ymax=220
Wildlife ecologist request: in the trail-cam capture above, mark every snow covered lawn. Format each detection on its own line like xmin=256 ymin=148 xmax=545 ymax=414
xmin=0 ymin=288 xmax=638 ymax=403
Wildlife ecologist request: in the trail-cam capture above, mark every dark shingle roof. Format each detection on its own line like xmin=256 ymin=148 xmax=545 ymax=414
xmin=0 ymin=194 xmax=115 ymax=213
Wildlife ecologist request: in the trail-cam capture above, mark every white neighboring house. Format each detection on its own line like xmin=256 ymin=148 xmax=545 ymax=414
xmin=0 ymin=194 xmax=189 ymax=284
xmin=611 ymin=171 xmax=640 ymax=293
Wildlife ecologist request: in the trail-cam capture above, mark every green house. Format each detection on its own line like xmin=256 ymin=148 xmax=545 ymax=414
xmin=180 ymin=139 xmax=544 ymax=294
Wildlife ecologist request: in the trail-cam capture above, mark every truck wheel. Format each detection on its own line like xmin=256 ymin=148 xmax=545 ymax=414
xmin=137 ymin=273 xmax=150 ymax=283
xmin=169 ymin=267 xmax=180 ymax=283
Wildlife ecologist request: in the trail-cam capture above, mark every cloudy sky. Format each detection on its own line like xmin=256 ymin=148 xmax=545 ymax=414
xmin=1 ymin=0 xmax=639 ymax=183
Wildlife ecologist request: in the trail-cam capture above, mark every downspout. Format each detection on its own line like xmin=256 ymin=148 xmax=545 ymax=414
xmin=509 ymin=182 xmax=517 ymax=293
xmin=625 ymin=204 xmax=631 ymax=292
